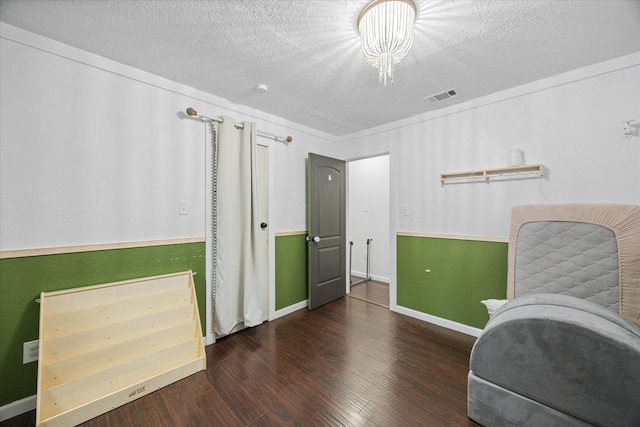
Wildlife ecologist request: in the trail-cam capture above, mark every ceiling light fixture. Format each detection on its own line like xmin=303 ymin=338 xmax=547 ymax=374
xmin=358 ymin=0 xmax=416 ymax=86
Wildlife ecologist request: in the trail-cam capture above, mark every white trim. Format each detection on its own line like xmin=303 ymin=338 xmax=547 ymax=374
xmin=273 ymin=300 xmax=307 ymax=320
xmin=268 ymin=144 xmax=278 ymax=323
xmin=344 ymin=151 xmax=390 ymax=162
xmin=393 ymin=305 xmax=483 ymax=338
xmin=396 ymin=231 xmax=508 ymax=243
xmin=0 ymin=237 xmax=205 ymax=259
xmin=339 ymin=52 xmax=640 ymax=143
xmin=369 ymin=274 xmax=389 ymax=283
xmin=274 ymin=230 xmax=307 ymax=237
xmin=0 ymin=394 xmax=36 ymax=422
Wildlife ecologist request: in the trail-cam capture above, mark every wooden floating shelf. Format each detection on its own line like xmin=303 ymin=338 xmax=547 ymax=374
xmin=36 ymin=271 xmax=206 ymax=427
xmin=440 ymin=164 xmax=544 ymax=184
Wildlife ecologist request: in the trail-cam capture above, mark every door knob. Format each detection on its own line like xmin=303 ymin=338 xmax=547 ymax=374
xmin=312 ymin=236 xmax=321 ymax=243
xmin=260 ymin=222 xmax=268 ymax=229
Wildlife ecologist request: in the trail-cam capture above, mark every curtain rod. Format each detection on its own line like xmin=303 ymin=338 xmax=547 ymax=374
xmin=185 ymin=108 xmax=292 ymax=144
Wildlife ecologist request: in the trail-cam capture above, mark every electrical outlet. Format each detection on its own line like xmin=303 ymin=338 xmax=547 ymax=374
xmin=23 ymin=339 xmax=39 ymax=364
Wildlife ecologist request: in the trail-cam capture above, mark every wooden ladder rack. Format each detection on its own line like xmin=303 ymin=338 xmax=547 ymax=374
xmin=36 ymin=271 xmax=206 ymax=427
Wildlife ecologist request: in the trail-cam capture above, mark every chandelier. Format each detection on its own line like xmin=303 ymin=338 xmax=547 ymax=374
xmin=358 ymin=0 xmax=416 ymax=86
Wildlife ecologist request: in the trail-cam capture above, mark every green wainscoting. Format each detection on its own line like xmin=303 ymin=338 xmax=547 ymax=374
xmin=275 ymin=234 xmax=308 ymax=310
xmin=397 ymin=235 xmax=507 ymax=329
xmin=0 ymin=241 xmax=205 ymax=407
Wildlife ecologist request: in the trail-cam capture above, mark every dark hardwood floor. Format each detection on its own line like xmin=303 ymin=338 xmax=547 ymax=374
xmin=349 ymin=278 xmax=390 ymax=308
xmin=3 ymin=297 xmax=479 ymax=427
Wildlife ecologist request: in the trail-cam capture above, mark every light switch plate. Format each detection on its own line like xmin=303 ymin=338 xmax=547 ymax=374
xmin=179 ymin=200 xmax=190 ymax=215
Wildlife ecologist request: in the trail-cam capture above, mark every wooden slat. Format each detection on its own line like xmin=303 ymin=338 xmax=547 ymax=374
xmin=43 ymin=288 xmax=193 ymax=339
xmin=40 ymin=357 xmax=205 ymax=427
xmin=42 ymin=272 xmax=190 ymax=314
xmin=40 ymin=339 xmax=204 ymax=420
xmin=41 ymin=322 xmax=200 ymax=388
xmin=41 ymin=305 xmax=197 ymax=363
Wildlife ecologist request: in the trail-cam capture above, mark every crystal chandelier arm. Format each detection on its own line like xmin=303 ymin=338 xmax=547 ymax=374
xmin=358 ymin=0 xmax=416 ymax=86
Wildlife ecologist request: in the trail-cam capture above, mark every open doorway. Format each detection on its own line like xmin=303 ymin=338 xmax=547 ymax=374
xmin=347 ymin=154 xmax=390 ymax=307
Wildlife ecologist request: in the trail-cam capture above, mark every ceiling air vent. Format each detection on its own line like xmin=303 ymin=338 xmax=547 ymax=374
xmin=424 ymin=88 xmax=459 ymax=104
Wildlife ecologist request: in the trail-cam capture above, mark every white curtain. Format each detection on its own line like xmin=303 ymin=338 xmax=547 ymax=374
xmin=213 ymin=117 xmax=263 ymax=336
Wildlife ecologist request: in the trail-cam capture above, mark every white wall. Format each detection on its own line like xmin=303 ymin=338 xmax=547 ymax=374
xmin=0 ymin=23 xmax=338 ymax=252
xmin=348 ymin=155 xmax=390 ymax=282
xmin=338 ymin=52 xmax=640 ymax=311
xmin=340 ymin=53 xmax=640 ymax=238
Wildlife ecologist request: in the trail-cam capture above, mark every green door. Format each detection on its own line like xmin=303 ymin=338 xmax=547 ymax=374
xmin=307 ymin=153 xmax=346 ymax=309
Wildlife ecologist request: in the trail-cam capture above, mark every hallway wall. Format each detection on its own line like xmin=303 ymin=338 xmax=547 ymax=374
xmin=348 ymin=155 xmax=390 ymax=282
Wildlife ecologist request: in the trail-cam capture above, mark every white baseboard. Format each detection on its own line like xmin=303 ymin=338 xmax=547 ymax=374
xmin=272 ymin=300 xmax=307 ymax=320
xmin=394 ymin=305 xmax=483 ymax=338
xmin=205 ymin=334 xmax=215 ymax=345
xmin=350 ymin=272 xmax=389 ymax=283
xmin=0 ymin=394 xmax=35 ymax=422
xmin=370 ymin=274 xmax=389 ymax=283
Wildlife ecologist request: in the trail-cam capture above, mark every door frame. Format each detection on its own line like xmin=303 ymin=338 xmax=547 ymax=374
xmin=345 ymin=152 xmax=391 ymax=302
xmin=256 ymin=144 xmax=270 ymax=322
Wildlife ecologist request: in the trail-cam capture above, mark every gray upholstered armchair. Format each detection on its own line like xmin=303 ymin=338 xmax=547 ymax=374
xmin=468 ymin=204 xmax=640 ymax=427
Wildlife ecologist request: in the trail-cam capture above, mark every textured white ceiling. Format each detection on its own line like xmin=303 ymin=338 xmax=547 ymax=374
xmin=1 ymin=0 xmax=639 ymax=136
